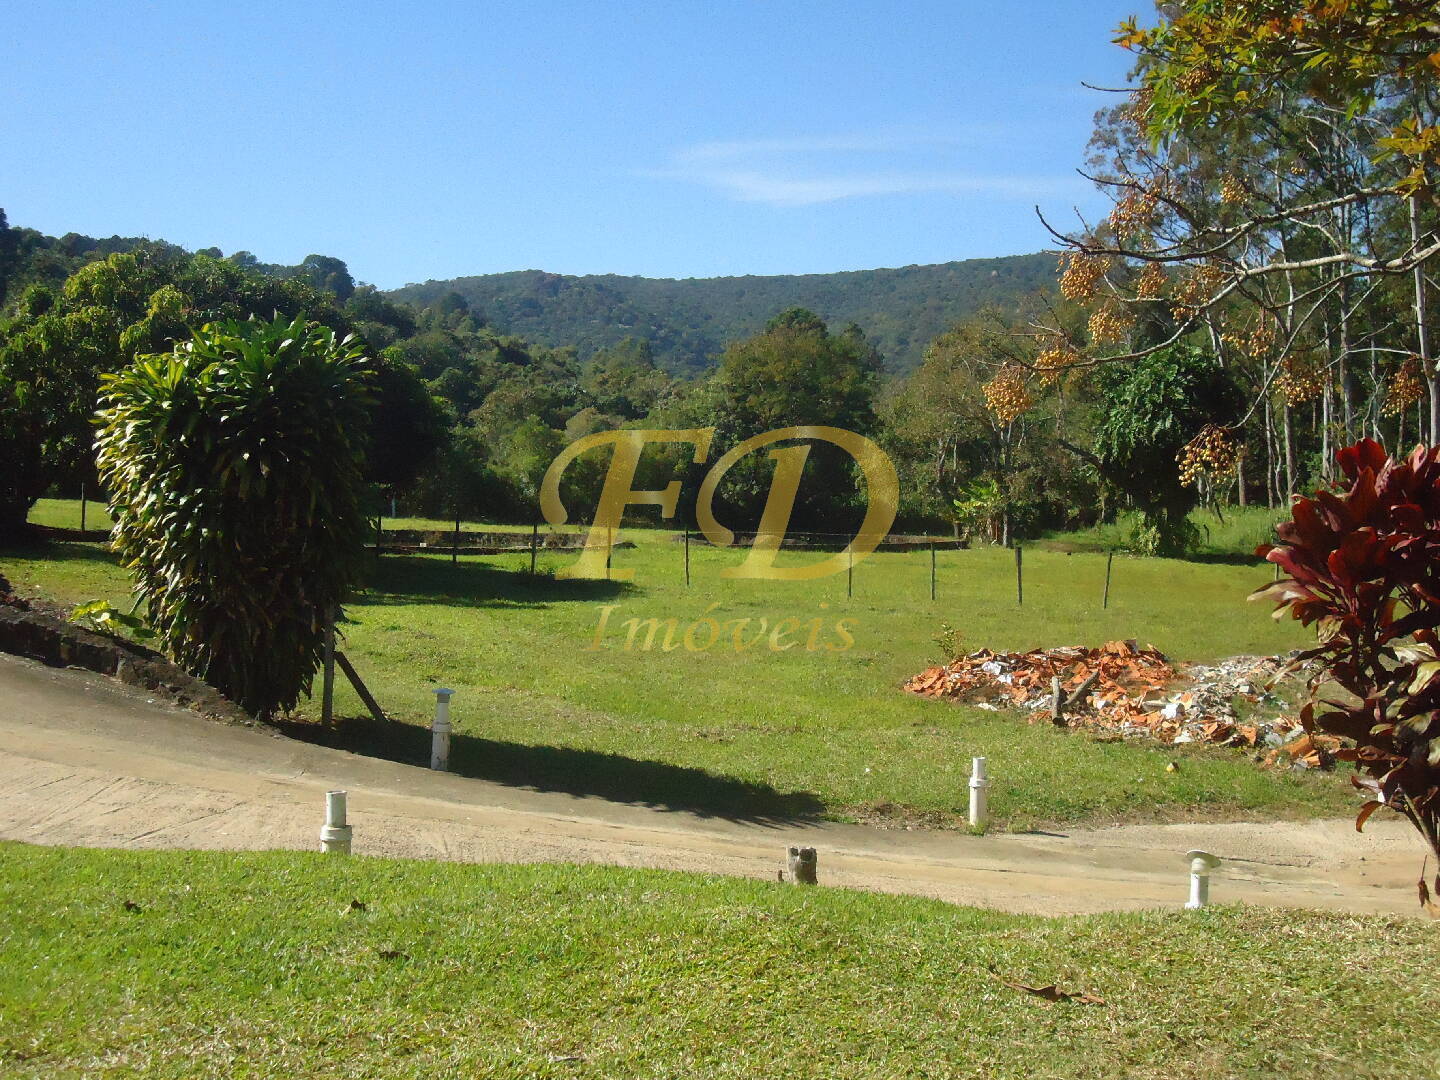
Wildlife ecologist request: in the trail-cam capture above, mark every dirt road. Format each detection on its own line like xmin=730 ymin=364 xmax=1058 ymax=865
xmin=0 ymin=652 xmax=1424 ymax=916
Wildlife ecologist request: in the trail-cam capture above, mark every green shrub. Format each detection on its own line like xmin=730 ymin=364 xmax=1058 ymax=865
xmin=95 ymin=315 xmax=373 ymax=716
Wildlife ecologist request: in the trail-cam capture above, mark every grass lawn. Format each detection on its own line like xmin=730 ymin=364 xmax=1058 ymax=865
xmin=0 ymin=843 xmax=1433 ymax=1079
xmin=1042 ymin=505 xmax=1284 ymax=559
xmin=24 ymin=496 xmax=114 ymax=531
xmin=1 ymin=500 xmax=1351 ymax=830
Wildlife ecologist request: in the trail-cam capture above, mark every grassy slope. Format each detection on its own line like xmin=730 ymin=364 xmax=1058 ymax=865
xmin=1 ymin=843 xmax=1434 ymax=1080
xmin=1043 ymin=505 xmax=1284 ymax=560
xmin=0 ymin=503 xmax=1350 ymax=829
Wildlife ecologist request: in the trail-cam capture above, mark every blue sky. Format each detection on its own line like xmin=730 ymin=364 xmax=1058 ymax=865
xmin=3 ymin=2 xmax=1142 ymax=288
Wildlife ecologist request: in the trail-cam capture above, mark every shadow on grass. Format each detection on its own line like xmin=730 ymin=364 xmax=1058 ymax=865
xmin=1184 ymin=551 xmax=1271 ymax=567
xmin=1034 ymin=539 xmax=1266 ymax=567
xmin=274 ymin=712 xmax=824 ymax=826
xmin=356 ymin=554 xmax=634 ymax=610
xmin=0 ymin=538 xmax=119 ymax=565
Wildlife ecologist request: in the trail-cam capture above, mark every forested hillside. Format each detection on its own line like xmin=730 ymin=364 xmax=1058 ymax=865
xmin=0 ymin=212 xmax=359 ymax=312
xmin=386 ymin=255 xmax=1055 ymax=372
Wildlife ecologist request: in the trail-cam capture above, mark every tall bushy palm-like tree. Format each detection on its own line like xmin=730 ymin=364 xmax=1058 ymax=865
xmin=95 ymin=315 xmax=373 ymax=716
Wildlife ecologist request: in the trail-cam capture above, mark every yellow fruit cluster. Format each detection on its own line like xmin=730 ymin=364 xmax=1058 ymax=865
xmin=1134 ymin=261 xmax=1168 ymax=299
xmin=1088 ymin=302 xmax=1135 ymax=345
xmin=1219 ymin=174 xmax=1246 ymax=204
xmin=1128 ymin=87 xmax=1154 ymax=136
xmin=1171 ymin=264 xmax=1227 ymax=322
xmin=1178 ymin=64 xmax=1216 ymax=97
xmin=1383 ymin=357 xmax=1425 ymax=416
xmin=1177 ymin=425 xmax=1239 ymax=488
xmin=1275 ymin=357 xmax=1326 ymax=406
xmin=1034 ymin=340 xmax=1080 ymax=387
xmin=1059 ymin=251 xmax=1109 ymax=303
xmin=1221 ymin=319 xmax=1276 ymax=359
xmin=1108 ymin=187 xmax=1160 ymax=238
xmin=983 ymin=366 xmax=1033 ymax=425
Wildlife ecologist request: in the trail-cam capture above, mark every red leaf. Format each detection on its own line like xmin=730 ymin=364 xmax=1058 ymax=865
xmin=1355 ymin=800 xmax=1383 ymax=832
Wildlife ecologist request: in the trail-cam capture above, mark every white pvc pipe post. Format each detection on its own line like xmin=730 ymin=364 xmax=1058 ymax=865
xmin=319 ymin=790 xmax=353 ymax=854
xmin=1185 ymin=849 xmax=1221 ymax=908
xmin=431 ymin=688 xmax=454 ymax=771
xmin=968 ymin=756 xmax=989 ymax=829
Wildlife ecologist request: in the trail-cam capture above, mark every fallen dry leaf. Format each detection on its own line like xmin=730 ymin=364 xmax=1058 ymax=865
xmin=989 ymin=966 xmax=1105 ymax=1005
xmin=1420 ymin=861 xmax=1440 ymax=918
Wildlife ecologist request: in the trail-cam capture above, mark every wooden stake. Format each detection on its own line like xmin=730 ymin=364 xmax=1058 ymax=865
xmin=1015 ymin=545 xmax=1023 ymax=606
xmin=321 ymin=614 xmax=336 ymax=724
xmin=847 ymin=548 xmax=853 ymax=599
xmin=530 ymin=522 xmax=539 ymax=575
xmin=335 ymin=650 xmax=387 ymax=724
xmin=930 ymin=540 xmax=937 ymax=601
xmin=1103 ymin=550 xmax=1114 ymax=609
xmin=1052 ymin=669 xmax=1100 ymax=727
xmin=684 ymin=526 xmax=690 ymax=586
xmin=80 ymin=483 xmax=87 ymax=532
xmin=453 ymin=514 xmax=460 ymax=565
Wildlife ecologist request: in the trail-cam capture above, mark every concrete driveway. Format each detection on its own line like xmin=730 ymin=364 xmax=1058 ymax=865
xmin=0 ymin=652 xmax=1424 ymax=916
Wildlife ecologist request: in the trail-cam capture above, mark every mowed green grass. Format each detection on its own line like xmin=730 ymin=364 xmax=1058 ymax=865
xmin=1043 ymin=505 xmax=1285 ymax=559
xmin=0 ymin=501 xmax=1350 ymax=829
xmin=1 ymin=843 xmax=1434 ymax=1080
xmin=24 ymin=496 xmax=114 ymax=531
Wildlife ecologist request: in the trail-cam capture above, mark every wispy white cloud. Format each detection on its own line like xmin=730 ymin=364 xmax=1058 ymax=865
xmin=645 ymin=131 xmax=1080 ymax=207
xmin=675 ymin=133 xmax=957 ymax=162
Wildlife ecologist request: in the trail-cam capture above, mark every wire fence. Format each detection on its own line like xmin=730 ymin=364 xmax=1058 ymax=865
xmin=360 ymin=513 xmax=1224 ymax=610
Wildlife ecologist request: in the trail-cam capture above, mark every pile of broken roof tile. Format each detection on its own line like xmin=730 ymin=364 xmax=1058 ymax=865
xmin=904 ymin=640 xmax=1339 ymax=769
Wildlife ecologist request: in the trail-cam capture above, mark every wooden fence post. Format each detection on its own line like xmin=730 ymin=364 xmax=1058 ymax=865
xmin=80 ymin=483 xmax=87 ymax=532
xmin=453 ymin=514 xmax=460 ymax=565
xmin=530 ymin=523 xmax=539 ymax=575
xmin=321 ymin=613 xmax=336 ymax=724
xmin=930 ymin=540 xmax=937 ymax=601
xmin=684 ymin=526 xmax=690 ymax=586
xmin=1015 ymin=545 xmax=1023 ymax=606
xmin=1103 ymin=550 xmax=1114 ymax=609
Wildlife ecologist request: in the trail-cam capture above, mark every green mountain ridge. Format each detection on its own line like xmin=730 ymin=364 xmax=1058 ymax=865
xmin=386 ymin=253 xmax=1057 ymax=372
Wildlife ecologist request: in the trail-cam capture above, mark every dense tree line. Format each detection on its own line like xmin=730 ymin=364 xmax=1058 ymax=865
xmin=387 ymin=255 xmax=1056 ymax=375
xmin=0 ymin=209 xmax=1282 ymax=552
xmin=0 ymin=221 xmax=444 ymax=539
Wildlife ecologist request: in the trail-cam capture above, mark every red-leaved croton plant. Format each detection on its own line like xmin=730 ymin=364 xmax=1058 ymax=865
xmin=1255 ymin=439 xmax=1440 ymax=911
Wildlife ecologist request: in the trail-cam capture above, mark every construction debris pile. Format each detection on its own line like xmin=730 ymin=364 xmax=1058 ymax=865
xmin=905 ymin=641 xmax=1338 ymax=769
